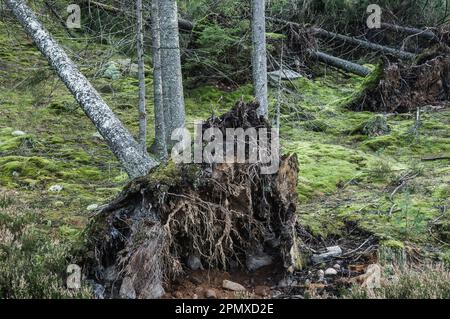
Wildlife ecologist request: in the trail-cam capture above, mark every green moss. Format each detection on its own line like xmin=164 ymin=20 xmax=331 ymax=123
xmin=185 ymin=84 xmax=253 ymax=120
xmin=432 ymin=183 xmax=450 ymax=200
xmin=146 ymin=161 xmax=183 ymax=186
xmin=284 ymin=141 xmax=374 ymax=201
xmin=361 ymin=135 xmax=398 ymax=151
xmin=335 ymin=63 xmax=383 ymax=109
xmin=381 ymin=239 xmax=405 ymax=249
xmin=266 ymin=32 xmax=286 ymax=40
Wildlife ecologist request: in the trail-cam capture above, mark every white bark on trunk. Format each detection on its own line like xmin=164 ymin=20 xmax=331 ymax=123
xmin=159 ymin=0 xmax=185 ymax=144
xmin=136 ymin=0 xmax=147 ymax=153
xmin=5 ymin=0 xmax=159 ymax=178
xmin=151 ymin=0 xmax=168 ymax=161
xmin=252 ymin=0 xmax=269 ymax=118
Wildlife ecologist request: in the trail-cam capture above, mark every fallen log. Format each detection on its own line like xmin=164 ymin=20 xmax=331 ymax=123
xmin=421 ymin=155 xmax=450 ymax=161
xmin=85 ymin=102 xmax=302 ymax=299
xmin=312 ymin=28 xmax=416 ymax=60
xmin=266 ymin=17 xmax=416 ymax=60
xmin=309 ymin=50 xmax=371 ymax=77
xmin=380 ymin=23 xmax=437 ymax=41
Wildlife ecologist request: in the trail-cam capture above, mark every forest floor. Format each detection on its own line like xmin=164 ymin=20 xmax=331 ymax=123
xmin=0 ymin=18 xmax=449 ymax=298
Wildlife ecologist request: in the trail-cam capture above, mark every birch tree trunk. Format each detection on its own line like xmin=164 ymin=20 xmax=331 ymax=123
xmin=159 ymin=0 xmax=185 ymax=145
xmin=136 ymin=0 xmax=147 ymax=153
xmin=151 ymin=0 xmax=168 ymax=161
xmin=5 ymin=0 xmax=159 ymax=178
xmin=252 ymin=0 xmax=269 ymax=118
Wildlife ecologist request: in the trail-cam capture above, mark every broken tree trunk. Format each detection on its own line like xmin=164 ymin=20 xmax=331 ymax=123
xmin=312 ymin=28 xmax=416 ymax=60
xmin=5 ymin=0 xmax=159 ymax=178
xmin=380 ymin=23 xmax=437 ymax=41
xmin=309 ymin=50 xmax=371 ymax=77
xmin=266 ymin=17 xmax=416 ymax=60
xmin=85 ymin=102 xmax=302 ymax=299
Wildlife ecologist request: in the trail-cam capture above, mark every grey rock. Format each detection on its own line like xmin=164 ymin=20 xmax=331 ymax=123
xmin=119 ymin=276 xmax=136 ymax=299
xmin=205 ymin=289 xmax=217 ymax=299
xmin=278 ymin=276 xmax=297 ymax=288
xmin=317 ymin=269 xmax=325 ymax=282
xmin=325 ymin=268 xmax=338 ymax=276
xmin=333 ymin=263 xmax=341 ymax=270
xmin=187 ymin=255 xmax=203 ymax=270
xmin=11 ymin=130 xmax=26 ymax=136
xmin=268 ymin=68 xmax=302 ymax=81
xmin=222 ymin=280 xmax=246 ymax=292
xmin=12 ymin=171 xmax=20 ymax=177
xmin=48 ymin=184 xmax=63 ymax=192
xmin=140 ymin=282 xmax=165 ymax=299
xmin=87 ymin=204 xmax=99 ymax=211
xmin=311 ymin=245 xmax=342 ymax=263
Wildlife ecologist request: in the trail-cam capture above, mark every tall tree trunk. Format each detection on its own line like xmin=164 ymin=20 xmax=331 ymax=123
xmin=159 ymin=0 xmax=185 ymax=145
xmin=5 ymin=0 xmax=159 ymax=178
xmin=151 ymin=0 xmax=168 ymax=161
xmin=252 ymin=0 xmax=269 ymax=118
xmin=136 ymin=0 xmax=147 ymax=153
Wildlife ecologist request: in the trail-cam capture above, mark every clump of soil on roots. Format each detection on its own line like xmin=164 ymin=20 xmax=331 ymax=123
xmin=351 ymin=47 xmax=450 ymax=113
xmin=84 ymin=102 xmax=302 ymax=299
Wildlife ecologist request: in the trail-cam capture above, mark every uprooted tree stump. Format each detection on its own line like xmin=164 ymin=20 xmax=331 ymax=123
xmin=84 ymin=102 xmax=302 ymax=299
xmin=349 ymin=47 xmax=450 ymax=113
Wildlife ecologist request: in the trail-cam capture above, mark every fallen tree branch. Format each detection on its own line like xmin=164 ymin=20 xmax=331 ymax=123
xmin=309 ymin=50 xmax=371 ymax=77
xmin=312 ymin=28 xmax=416 ymax=60
xmin=380 ymin=23 xmax=437 ymax=41
xmin=266 ymin=17 xmax=416 ymax=60
xmin=421 ymin=155 xmax=450 ymax=161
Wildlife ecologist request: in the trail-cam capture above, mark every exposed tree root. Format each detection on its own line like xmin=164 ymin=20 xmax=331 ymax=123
xmin=84 ymin=102 xmax=301 ymax=299
xmin=349 ymin=47 xmax=450 ymax=113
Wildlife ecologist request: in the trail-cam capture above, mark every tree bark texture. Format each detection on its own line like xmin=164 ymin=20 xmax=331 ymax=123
xmin=252 ymin=0 xmax=269 ymax=117
xmin=159 ymin=0 xmax=185 ymax=144
xmin=136 ymin=0 xmax=147 ymax=153
xmin=151 ymin=0 xmax=168 ymax=161
xmin=313 ymin=27 xmax=416 ymax=60
xmin=310 ymin=50 xmax=371 ymax=77
xmin=381 ymin=23 xmax=437 ymax=41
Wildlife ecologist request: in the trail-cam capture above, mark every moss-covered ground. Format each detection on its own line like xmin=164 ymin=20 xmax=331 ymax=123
xmin=0 ymin=14 xmax=449 ymax=297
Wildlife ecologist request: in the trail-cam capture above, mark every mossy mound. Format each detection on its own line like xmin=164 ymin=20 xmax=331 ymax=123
xmin=348 ymin=51 xmax=450 ymax=113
